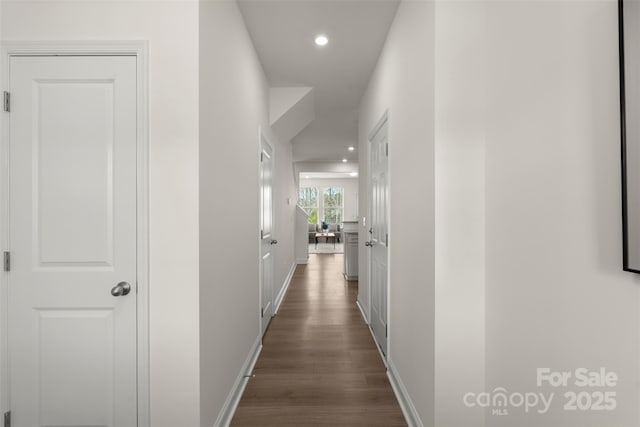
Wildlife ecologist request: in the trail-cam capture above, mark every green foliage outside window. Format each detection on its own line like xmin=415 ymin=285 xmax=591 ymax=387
xmin=323 ymin=187 xmax=343 ymax=224
xmin=307 ymin=208 xmax=318 ymax=224
xmin=299 ymin=186 xmax=344 ymax=225
xmin=299 ymin=187 xmax=318 ymax=224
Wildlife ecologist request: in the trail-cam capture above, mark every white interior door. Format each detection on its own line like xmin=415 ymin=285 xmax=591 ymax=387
xmin=7 ymin=55 xmax=138 ymax=426
xmin=260 ymin=136 xmax=275 ymax=334
xmin=369 ymin=114 xmax=389 ymax=356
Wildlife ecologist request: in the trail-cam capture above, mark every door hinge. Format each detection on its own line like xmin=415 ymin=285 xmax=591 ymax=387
xmin=260 ymin=229 xmax=264 ymax=239
xmin=4 ymin=410 xmax=10 ymax=427
xmin=385 ymin=143 xmax=389 ymax=156
xmin=385 ymin=233 xmax=389 ymax=246
xmin=385 ymin=324 xmax=388 ymax=337
xmin=260 ymin=152 xmax=264 ymax=162
xmin=3 ymin=91 xmax=10 ymax=112
xmin=3 ymin=252 xmax=10 ymax=272
xmin=261 ymin=307 xmax=264 ymax=318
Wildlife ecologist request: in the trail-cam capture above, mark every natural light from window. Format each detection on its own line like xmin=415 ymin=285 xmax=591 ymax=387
xmin=323 ymin=187 xmax=343 ymax=224
xmin=299 ymin=187 xmax=318 ymax=224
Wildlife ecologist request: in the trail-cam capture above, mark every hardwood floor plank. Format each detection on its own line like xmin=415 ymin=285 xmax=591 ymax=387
xmin=231 ymin=254 xmax=407 ymax=426
xmin=232 ymin=406 xmax=407 ymax=427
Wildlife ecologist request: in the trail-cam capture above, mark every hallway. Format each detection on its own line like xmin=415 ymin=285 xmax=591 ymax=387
xmin=231 ymin=254 xmax=407 ymax=426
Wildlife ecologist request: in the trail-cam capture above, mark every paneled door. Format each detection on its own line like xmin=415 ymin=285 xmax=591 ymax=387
xmin=260 ymin=135 xmax=276 ymax=334
xmin=7 ymin=55 xmax=138 ymax=426
xmin=368 ymin=113 xmax=389 ymax=356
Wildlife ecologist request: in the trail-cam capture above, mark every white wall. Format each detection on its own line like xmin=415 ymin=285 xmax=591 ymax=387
xmin=294 ymin=161 xmax=358 ymax=174
xmin=1 ymin=2 xmax=201 ymax=425
xmin=431 ymin=1 xmax=640 ymax=426
xmin=199 ymin=2 xmax=296 ymax=425
xmin=273 ymin=135 xmax=297 ymax=305
xmin=199 ymin=3 xmax=260 ymax=423
xmin=295 ymin=205 xmax=309 ymax=264
xmin=483 ymin=2 xmax=638 ymax=426
xmin=434 ymin=2 xmax=486 ymax=426
xmin=358 ymin=1 xmax=435 ymax=425
xmin=362 ymin=2 xmax=640 ymax=427
xmin=299 ymin=177 xmax=359 ymax=223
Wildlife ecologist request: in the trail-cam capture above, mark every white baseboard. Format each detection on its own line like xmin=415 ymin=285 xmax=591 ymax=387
xmin=214 ymin=335 xmax=262 ymax=427
xmin=370 ymin=327 xmax=388 ymax=370
xmin=356 ymin=298 xmax=368 ymax=324
xmin=275 ymin=262 xmax=296 ymax=314
xmin=387 ymin=358 xmax=424 ymax=427
xmin=296 ymin=257 xmax=308 ymax=264
xmin=357 ymin=300 xmax=387 ymax=370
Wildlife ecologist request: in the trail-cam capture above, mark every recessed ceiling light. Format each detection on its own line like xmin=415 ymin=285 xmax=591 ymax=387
xmin=349 ymin=172 xmax=358 ymax=177
xmin=348 ymin=146 xmax=355 ymax=151
xmin=342 ymin=158 xmax=348 ymax=163
xmin=314 ymin=34 xmax=329 ymax=47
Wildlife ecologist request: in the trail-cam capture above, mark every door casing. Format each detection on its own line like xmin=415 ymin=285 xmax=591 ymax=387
xmin=258 ymin=130 xmax=275 ymax=335
xmin=0 ymin=41 xmax=150 ymax=426
xmin=368 ymin=110 xmax=391 ymax=361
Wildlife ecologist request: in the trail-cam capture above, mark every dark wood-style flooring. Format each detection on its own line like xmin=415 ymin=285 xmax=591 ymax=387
xmin=231 ymin=253 xmax=407 ymax=427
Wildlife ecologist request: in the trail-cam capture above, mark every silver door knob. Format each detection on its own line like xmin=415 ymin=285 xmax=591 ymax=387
xmin=111 ymin=281 xmax=131 ymax=297
xmin=365 ymin=241 xmax=373 ymax=247
xmin=270 ymin=239 xmax=278 ymax=245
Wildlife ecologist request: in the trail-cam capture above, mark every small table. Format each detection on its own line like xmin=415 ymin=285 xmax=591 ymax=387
xmin=315 ymin=232 xmax=336 ymax=249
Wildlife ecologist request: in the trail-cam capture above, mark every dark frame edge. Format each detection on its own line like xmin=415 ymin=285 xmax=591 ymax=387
xmin=619 ymin=0 xmax=635 ymax=272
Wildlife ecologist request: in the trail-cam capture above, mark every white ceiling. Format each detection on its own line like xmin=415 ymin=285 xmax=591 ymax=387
xmin=237 ymin=0 xmax=400 ymax=163
xmin=291 ymin=109 xmax=358 ymax=163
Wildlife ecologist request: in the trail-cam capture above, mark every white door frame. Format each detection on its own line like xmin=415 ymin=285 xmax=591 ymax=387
xmin=258 ymin=129 xmax=275 ymax=335
xmin=0 ymin=41 xmax=150 ymax=426
xmin=368 ymin=110 xmax=390 ymax=361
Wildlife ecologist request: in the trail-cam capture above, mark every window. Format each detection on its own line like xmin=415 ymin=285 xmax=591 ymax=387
xmin=299 ymin=187 xmax=318 ymax=224
xmin=323 ymin=187 xmax=343 ymax=224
